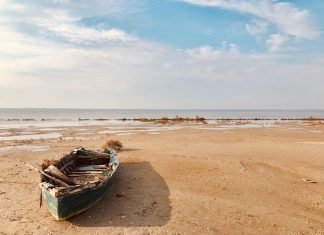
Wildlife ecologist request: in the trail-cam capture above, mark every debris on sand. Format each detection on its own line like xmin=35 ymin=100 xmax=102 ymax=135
xmin=102 ymin=139 xmax=123 ymax=152
xmin=240 ymin=160 xmax=247 ymax=172
xmin=302 ymin=179 xmax=317 ymax=184
xmin=41 ymin=159 xmax=58 ymax=170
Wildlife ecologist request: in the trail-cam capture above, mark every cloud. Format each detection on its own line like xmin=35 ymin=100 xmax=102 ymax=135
xmin=228 ymin=43 xmax=239 ymax=55
xmin=246 ymin=19 xmax=268 ymax=37
xmin=185 ymin=44 xmax=268 ymax=80
xmin=0 ymin=0 xmax=25 ymax=12
xmin=0 ymin=0 xmax=324 ymax=108
xmin=38 ymin=20 xmax=133 ymax=44
xmin=221 ymin=41 xmax=240 ymax=54
xmin=43 ymin=0 xmax=143 ymax=19
xmin=1 ymin=23 xmax=324 ymax=108
xmin=180 ymin=0 xmax=319 ymax=40
xmin=266 ymin=33 xmax=290 ymax=52
xmin=5 ymin=5 xmax=135 ymax=45
xmin=186 ymin=45 xmax=221 ymax=60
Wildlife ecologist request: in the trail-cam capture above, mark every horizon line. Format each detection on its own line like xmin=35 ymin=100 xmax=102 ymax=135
xmin=1 ymin=107 xmax=324 ymax=111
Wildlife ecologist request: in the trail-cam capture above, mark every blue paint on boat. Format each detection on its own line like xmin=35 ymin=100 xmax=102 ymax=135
xmin=40 ymin=148 xmax=119 ymax=220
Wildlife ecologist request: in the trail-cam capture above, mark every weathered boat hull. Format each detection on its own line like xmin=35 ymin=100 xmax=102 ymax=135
xmin=40 ymin=148 xmax=119 ymax=220
xmin=41 ymin=175 xmax=114 ymax=220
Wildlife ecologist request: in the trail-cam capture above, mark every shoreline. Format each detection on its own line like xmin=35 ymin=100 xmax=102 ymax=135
xmin=0 ymin=119 xmax=323 ymax=151
xmin=1 ymin=116 xmax=324 ymax=122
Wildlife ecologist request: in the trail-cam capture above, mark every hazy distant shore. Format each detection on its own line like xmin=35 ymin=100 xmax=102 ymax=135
xmin=1 ymin=108 xmax=324 ymax=120
xmin=1 ymin=117 xmax=324 ymax=122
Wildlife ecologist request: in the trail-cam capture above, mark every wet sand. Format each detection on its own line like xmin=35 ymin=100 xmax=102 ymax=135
xmin=1 ymin=121 xmax=324 ymax=234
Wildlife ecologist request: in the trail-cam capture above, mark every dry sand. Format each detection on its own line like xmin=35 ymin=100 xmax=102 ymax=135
xmin=1 ymin=122 xmax=324 ymax=234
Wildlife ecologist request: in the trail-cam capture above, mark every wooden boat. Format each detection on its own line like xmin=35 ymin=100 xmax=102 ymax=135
xmin=39 ymin=147 xmax=119 ymax=220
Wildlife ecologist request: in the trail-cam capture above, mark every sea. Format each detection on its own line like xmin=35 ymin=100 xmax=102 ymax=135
xmin=0 ymin=108 xmax=323 ymax=120
xmin=0 ymin=109 xmax=323 ymax=142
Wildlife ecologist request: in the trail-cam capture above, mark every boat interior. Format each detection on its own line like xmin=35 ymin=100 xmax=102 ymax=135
xmin=60 ymin=158 xmax=111 ymax=185
xmin=41 ymin=150 xmax=113 ymax=187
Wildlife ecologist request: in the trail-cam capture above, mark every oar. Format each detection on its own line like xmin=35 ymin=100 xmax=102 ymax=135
xmin=39 ymin=188 xmax=42 ymax=208
xmin=16 ymin=159 xmax=72 ymax=208
xmin=16 ymin=159 xmax=70 ymax=187
xmin=14 ymin=159 xmax=48 ymax=208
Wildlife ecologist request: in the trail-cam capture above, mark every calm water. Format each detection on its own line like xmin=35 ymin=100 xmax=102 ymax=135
xmin=0 ymin=108 xmax=323 ymax=120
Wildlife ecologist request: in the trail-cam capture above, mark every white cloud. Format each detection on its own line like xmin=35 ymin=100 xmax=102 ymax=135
xmin=222 ymin=41 xmax=240 ymax=55
xmin=1 ymin=23 xmax=324 ymax=108
xmin=22 ymin=8 xmax=134 ymax=44
xmin=246 ymin=19 xmax=268 ymax=37
xmin=0 ymin=0 xmax=324 ymax=108
xmin=266 ymin=33 xmax=290 ymax=52
xmin=180 ymin=0 xmax=319 ymax=40
xmin=44 ymin=0 xmax=143 ymax=18
xmin=0 ymin=0 xmax=25 ymax=12
xmin=228 ymin=43 xmax=239 ymax=55
xmin=42 ymin=23 xmax=132 ymax=44
xmin=187 ymin=45 xmax=221 ymax=60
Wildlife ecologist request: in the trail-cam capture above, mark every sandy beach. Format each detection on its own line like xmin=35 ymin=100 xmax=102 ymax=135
xmin=1 ymin=121 xmax=324 ymax=234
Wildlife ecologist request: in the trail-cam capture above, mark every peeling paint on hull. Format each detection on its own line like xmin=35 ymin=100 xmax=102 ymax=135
xmin=41 ymin=176 xmax=113 ymax=220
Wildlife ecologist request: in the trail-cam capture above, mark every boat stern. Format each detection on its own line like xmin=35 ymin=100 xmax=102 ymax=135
xmin=40 ymin=183 xmax=61 ymax=220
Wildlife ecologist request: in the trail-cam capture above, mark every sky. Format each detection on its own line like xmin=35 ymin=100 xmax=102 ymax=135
xmin=0 ymin=0 xmax=323 ymax=109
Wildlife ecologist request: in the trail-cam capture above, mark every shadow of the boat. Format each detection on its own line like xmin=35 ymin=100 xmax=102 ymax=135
xmin=69 ymin=161 xmax=171 ymax=227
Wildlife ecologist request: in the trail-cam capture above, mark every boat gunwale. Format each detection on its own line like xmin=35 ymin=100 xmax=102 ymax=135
xmin=40 ymin=148 xmax=119 ymax=197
